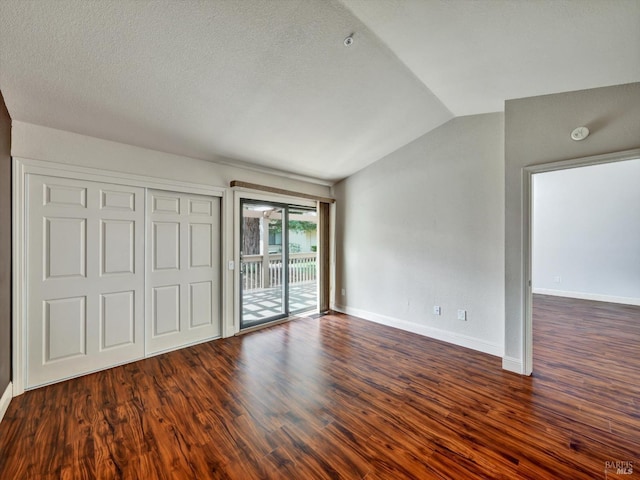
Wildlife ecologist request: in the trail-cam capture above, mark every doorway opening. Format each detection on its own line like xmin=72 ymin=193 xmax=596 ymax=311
xmin=527 ymin=158 xmax=640 ymax=442
xmin=524 ymin=152 xmax=640 ymax=375
xmin=240 ymin=200 xmax=318 ymax=329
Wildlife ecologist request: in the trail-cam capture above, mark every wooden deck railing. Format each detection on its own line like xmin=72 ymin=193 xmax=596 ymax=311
xmin=242 ymin=252 xmax=316 ymax=290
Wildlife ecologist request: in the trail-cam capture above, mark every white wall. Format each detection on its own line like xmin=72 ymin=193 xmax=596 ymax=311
xmin=333 ymin=113 xmax=505 ymax=356
xmin=532 ymin=159 xmax=640 ymax=304
xmin=11 ymin=122 xmax=331 ymax=338
xmin=11 ymin=122 xmax=331 ymax=196
xmin=289 ymin=230 xmax=317 ymax=253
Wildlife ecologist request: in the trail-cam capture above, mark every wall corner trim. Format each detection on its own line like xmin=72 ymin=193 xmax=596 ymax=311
xmin=333 ymin=304 xmax=503 ymax=358
xmin=502 ymin=356 xmax=525 ymax=375
xmin=0 ymin=381 xmax=12 ymax=424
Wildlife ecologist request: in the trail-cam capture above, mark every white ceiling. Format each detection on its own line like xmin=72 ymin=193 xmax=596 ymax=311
xmin=1 ymin=0 xmax=638 ymax=183
xmin=342 ymin=0 xmax=640 ymax=116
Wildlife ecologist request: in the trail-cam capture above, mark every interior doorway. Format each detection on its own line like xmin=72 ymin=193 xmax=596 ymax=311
xmin=240 ymin=199 xmax=318 ymax=329
xmin=526 ymin=154 xmax=640 ymax=374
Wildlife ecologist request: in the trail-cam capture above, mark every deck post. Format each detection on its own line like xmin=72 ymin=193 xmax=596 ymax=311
xmin=261 ymin=215 xmax=270 ymax=288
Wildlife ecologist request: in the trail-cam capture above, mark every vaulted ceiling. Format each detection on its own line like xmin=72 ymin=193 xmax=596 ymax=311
xmin=1 ymin=0 xmax=638 ymax=183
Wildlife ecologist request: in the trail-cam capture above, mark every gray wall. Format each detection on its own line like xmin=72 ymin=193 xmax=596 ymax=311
xmin=532 ymin=160 xmax=640 ymax=302
xmin=505 ymin=82 xmax=640 ymax=369
xmin=333 ymin=113 xmax=505 ymax=355
xmin=0 ymin=91 xmax=11 ymax=392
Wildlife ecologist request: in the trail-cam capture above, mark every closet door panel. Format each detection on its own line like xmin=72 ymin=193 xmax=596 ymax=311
xmin=146 ymin=190 xmax=221 ymax=355
xmin=26 ymin=175 xmax=144 ymax=388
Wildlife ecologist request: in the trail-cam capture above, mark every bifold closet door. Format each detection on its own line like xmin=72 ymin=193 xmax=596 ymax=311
xmin=26 ymin=175 xmax=145 ymax=388
xmin=146 ymin=190 xmax=221 ymax=355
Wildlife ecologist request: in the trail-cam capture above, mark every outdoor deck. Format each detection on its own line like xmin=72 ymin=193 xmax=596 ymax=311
xmin=242 ymin=281 xmax=317 ymax=322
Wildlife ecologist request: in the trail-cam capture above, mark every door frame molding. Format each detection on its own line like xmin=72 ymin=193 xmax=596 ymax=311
xmin=520 ymin=148 xmax=640 ymax=375
xmin=12 ymin=157 xmax=225 ymax=395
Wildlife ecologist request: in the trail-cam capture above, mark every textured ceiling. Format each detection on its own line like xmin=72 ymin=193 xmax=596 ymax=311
xmin=0 ymin=1 xmax=638 ymax=183
xmin=342 ymin=0 xmax=640 ymax=116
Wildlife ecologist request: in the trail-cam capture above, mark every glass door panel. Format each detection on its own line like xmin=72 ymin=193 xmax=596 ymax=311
xmin=240 ymin=201 xmax=287 ymax=328
xmin=287 ymin=205 xmax=318 ymax=315
xmin=240 ymin=200 xmax=319 ymax=330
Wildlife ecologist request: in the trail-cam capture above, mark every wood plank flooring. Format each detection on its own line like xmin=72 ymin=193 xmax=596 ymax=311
xmin=0 ymin=295 xmax=638 ymax=479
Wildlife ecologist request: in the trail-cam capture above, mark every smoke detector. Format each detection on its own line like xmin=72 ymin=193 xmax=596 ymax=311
xmin=570 ymin=127 xmax=589 ymax=141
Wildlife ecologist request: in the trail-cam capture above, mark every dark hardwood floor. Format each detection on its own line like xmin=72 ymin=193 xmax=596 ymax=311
xmin=0 ymin=296 xmax=638 ymax=479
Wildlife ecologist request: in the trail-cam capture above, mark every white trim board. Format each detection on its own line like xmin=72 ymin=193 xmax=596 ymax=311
xmin=532 ymin=288 xmax=640 ymax=306
xmin=0 ymin=382 xmax=12 ymax=423
xmin=332 ymin=304 xmax=503 ymax=358
xmin=502 ymin=356 xmax=524 ymax=375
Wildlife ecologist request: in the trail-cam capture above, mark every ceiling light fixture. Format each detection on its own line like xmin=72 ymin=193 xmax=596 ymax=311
xmin=344 ymin=34 xmax=354 ymax=47
xmin=570 ymin=126 xmax=590 ymax=141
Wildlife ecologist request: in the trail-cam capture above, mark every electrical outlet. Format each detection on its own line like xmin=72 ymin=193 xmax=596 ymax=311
xmin=457 ymin=309 xmax=467 ymax=321
xmin=341 ymin=288 xmax=346 ymax=296
xmin=553 ymin=275 xmax=562 ymax=283
xmin=433 ymin=306 xmax=441 ymax=315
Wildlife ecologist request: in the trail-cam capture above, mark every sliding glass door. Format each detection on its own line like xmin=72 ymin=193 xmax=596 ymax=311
xmin=287 ymin=205 xmax=318 ymax=315
xmin=240 ymin=200 xmax=318 ymax=329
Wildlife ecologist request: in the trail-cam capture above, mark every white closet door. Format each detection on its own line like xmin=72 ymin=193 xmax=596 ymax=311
xmin=26 ymin=175 xmax=144 ymax=387
xmin=146 ymin=190 xmax=221 ymax=354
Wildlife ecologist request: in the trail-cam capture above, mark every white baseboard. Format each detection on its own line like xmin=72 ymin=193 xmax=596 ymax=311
xmin=332 ymin=304 xmax=503 ymax=357
xmin=532 ymin=288 xmax=640 ymax=306
xmin=502 ymin=356 xmax=525 ymax=374
xmin=0 ymin=382 xmax=12 ymax=424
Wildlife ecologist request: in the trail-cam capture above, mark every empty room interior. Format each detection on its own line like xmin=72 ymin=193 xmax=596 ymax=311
xmin=0 ymin=1 xmax=639 ymax=479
